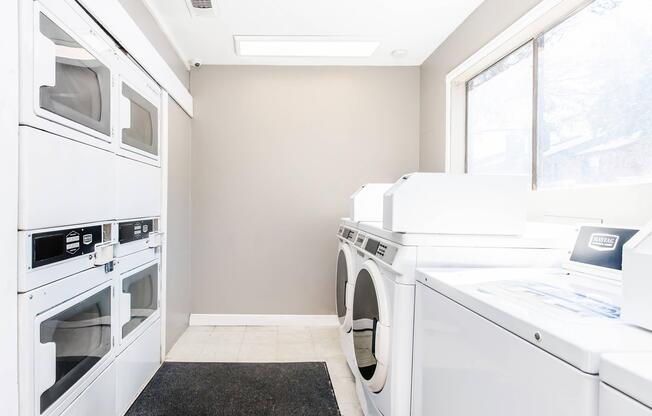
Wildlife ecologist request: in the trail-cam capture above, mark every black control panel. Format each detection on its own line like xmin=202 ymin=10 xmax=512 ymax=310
xmin=570 ymin=226 xmax=639 ymax=270
xmin=365 ymin=238 xmax=380 ymax=255
xmin=32 ymin=225 xmax=103 ymax=269
xmin=119 ymin=219 xmax=154 ymax=244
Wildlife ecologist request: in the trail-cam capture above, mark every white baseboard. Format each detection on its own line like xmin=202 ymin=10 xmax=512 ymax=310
xmin=189 ymin=314 xmax=339 ymax=327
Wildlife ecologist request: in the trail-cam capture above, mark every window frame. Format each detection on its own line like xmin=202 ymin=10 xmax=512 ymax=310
xmin=446 ymin=0 xmax=652 ymax=226
xmin=446 ymin=0 xmax=592 ymax=175
xmin=460 ymin=0 xmax=651 ymax=190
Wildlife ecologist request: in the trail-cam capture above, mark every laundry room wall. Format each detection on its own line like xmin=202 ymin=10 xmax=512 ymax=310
xmin=118 ymin=0 xmax=190 ymax=88
xmin=190 ymin=66 xmax=420 ymax=316
xmin=165 ymin=98 xmax=193 ymax=350
xmin=419 ymin=0 xmax=544 ymax=172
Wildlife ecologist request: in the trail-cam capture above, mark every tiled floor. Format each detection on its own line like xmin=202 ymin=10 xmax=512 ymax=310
xmin=166 ymin=325 xmax=363 ymax=416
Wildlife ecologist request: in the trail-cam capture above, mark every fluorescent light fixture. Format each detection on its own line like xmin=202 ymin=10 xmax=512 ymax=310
xmin=234 ymin=36 xmax=380 ymax=58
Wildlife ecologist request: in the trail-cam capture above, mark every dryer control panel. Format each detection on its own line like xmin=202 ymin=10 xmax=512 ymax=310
xmin=30 ymin=223 xmax=109 ymax=269
xmin=364 ymin=238 xmax=398 ymax=265
xmin=119 ymin=219 xmax=156 ymax=244
xmin=338 ymin=226 xmax=358 ymax=243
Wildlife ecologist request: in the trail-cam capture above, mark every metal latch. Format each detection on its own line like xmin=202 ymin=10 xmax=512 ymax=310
xmin=147 ymin=232 xmax=164 ymax=248
xmin=94 ymin=241 xmax=115 ymax=266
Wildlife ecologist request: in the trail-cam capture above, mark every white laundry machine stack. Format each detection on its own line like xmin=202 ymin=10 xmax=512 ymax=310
xmin=16 ymin=0 xmax=165 ymax=414
xmin=412 ymin=225 xmax=652 ymax=416
xmin=342 ymin=173 xmax=576 ymax=416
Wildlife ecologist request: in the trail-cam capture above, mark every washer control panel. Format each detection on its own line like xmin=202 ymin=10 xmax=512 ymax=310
xmin=364 ymin=238 xmax=398 ymax=265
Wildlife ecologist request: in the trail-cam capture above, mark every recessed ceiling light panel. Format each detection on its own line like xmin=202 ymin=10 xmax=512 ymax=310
xmin=234 ymin=36 xmax=380 ymax=58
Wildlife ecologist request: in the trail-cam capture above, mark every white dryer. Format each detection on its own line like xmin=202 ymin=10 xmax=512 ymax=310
xmin=348 ymin=221 xmax=574 ymax=416
xmin=412 ymin=225 xmax=652 ymax=416
xmin=600 ymin=352 xmax=652 ymax=416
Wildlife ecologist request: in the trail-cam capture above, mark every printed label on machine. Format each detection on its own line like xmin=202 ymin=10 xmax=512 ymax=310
xmin=476 ymin=280 xmax=621 ymax=320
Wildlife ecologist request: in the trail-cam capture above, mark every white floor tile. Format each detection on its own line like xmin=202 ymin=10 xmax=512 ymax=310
xmin=185 ymin=325 xmax=215 ymax=333
xmin=325 ymin=356 xmax=355 ymax=380
xmin=238 ymin=343 xmax=278 ymax=362
xmin=207 ymin=331 xmax=245 ymax=345
xmin=276 ymin=341 xmax=318 ymax=362
xmin=332 ymin=377 xmax=360 ymax=405
xmin=212 ymin=325 xmax=246 ymax=333
xmin=339 ymin=402 xmax=364 ymax=416
xmin=243 ymin=330 xmax=278 ymax=345
xmin=199 ymin=343 xmax=241 ymax=362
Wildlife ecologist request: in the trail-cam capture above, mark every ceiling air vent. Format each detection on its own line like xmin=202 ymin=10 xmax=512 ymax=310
xmin=185 ymin=0 xmax=216 ymax=17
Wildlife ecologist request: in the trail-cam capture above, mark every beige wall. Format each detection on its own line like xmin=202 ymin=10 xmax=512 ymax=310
xmin=119 ymin=0 xmax=189 ymax=88
xmin=190 ymin=66 xmax=419 ymax=315
xmin=419 ymin=0 xmax=543 ymax=172
xmin=165 ymin=98 xmax=193 ymax=349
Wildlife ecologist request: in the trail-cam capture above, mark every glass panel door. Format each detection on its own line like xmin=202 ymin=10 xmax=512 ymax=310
xmin=352 ymin=268 xmax=379 ymax=381
xmin=38 ymin=13 xmax=111 ymax=136
xmin=121 ymin=83 xmax=159 ymax=157
xmin=39 ymin=286 xmax=112 ymax=414
xmin=336 ymin=249 xmax=350 ymax=325
xmin=122 ymin=263 xmax=159 ymax=339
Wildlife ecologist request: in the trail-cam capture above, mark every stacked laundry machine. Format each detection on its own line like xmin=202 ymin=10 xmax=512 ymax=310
xmin=336 ymin=173 xmax=577 ymax=416
xmin=17 ymin=0 xmax=164 ymax=414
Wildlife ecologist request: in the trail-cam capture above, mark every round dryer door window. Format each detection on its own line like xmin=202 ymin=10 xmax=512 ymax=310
xmin=352 ymin=260 xmax=390 ymax=392
xmin=336 ymin=247 xmax=352 ymax=326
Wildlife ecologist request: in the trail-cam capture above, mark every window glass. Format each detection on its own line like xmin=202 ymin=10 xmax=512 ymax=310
xmin=122 ymin=264 xmax=159 ymax=338
xmin=39 ymin=287 xmax=111 ymax=413
xmin=38 ymin=14 xmax=111 ymax=135
xmin=466 ymin=42 xmax=533 ymax=177
xmin=336 ymin=249 xmax=349 ymax=322
xmin=537 ymin=0 xmax=652 ymax=188
xmin=352 ymin=269 xmax=379 ymax=381
xmin=122 ymin=84 xmax=159 ymax=157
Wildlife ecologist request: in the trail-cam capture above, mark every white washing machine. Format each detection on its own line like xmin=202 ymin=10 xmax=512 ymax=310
xmin=412 ymin=225 xmax=652 ymax=416
xmin=348 ymin=221 xmax=575 ymax=416
xmin=600 ymin=352 xmax=652 ymax=416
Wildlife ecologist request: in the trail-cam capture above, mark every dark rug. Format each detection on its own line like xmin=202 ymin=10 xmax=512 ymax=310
xmin=125 ymin=362 xmax=341 ymax=416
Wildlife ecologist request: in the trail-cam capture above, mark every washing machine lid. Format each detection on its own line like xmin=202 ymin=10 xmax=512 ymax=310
xmin=356 ymin=221 xmax=575 ymax=249
xmin=601 ymin=352 xmax=652 ymax=409
xmin=417 ymin=267 xmax=652 ymax=374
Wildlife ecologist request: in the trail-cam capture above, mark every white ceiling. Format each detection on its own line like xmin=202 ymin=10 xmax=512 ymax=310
xmin=142 ymin=0 xmax=484 ymax=67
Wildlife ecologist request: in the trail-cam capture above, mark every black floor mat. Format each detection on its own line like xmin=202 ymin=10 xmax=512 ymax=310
xmin=126 ymin=362 xmax=341 ymax=416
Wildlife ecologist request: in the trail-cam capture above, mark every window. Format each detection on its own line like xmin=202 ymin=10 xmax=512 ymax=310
xmin=466 ymin=42 xmax=533 ymax=178
xmin=466 ymin=0 xmax=652 ymax=189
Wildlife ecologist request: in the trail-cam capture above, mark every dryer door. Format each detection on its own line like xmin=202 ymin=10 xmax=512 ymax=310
xmin=336 ymin=243 xmax=354 ymax=330
xmin=352 ymin=260 xmax=390 ymax=392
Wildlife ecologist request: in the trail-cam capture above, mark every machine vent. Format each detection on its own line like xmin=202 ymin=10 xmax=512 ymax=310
xmin=185 ymin=0 xmax=216 ymax=17
xmin=190 ymin=0 xmax=213 ymax=9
